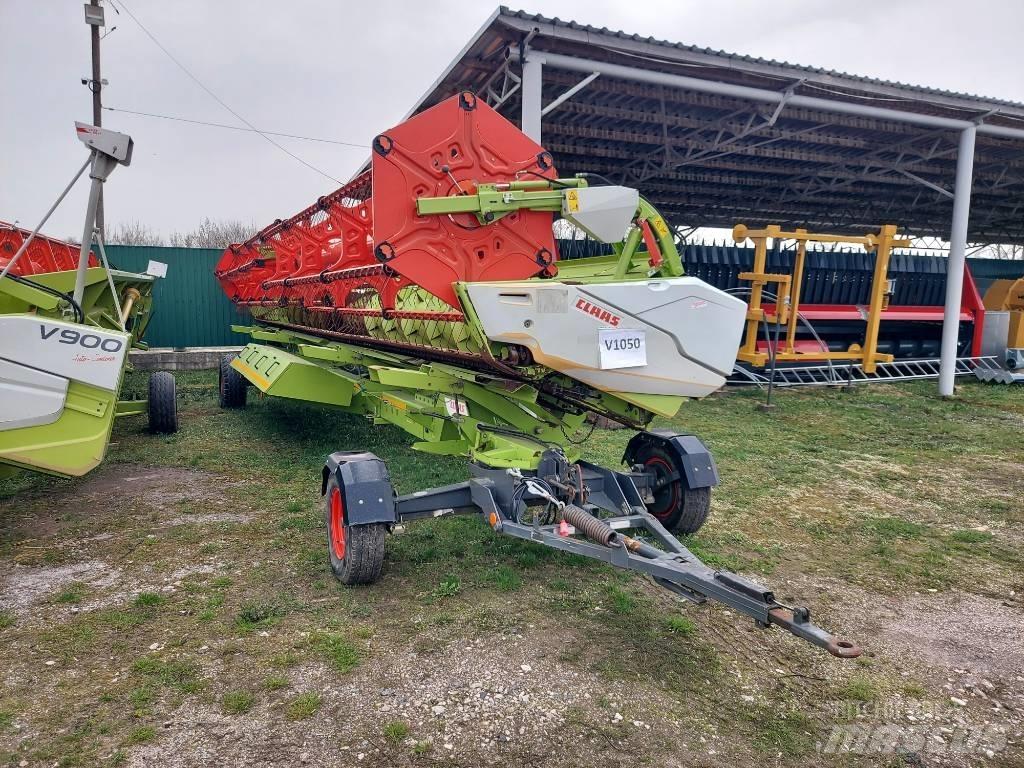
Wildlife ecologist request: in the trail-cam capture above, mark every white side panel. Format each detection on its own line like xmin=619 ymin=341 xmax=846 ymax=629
xmin=465 ymin=278 xmax=746 ymax=399
xmin=581 ymin=281 xmax=745 ymax=377
xmin=0 ymin=359 xmax=69 ymax=431
xmin=0 ymin=315 xmax=129 ymax=391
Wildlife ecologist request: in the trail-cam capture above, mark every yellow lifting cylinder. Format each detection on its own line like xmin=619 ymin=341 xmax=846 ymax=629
xmin=732 ymin=223 xmax=910 ymax=374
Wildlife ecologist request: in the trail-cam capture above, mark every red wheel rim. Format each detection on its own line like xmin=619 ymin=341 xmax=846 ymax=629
xmin=330 ymin=486 xmax=346 ymax=560
xmin=645 ymin=456 xmax=679 ymax=521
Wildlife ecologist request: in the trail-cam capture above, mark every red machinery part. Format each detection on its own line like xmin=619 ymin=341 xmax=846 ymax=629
xmin=757 ymin=265 xmax=987 ymax=358
xmin=370 ymin=91 xmax=559 ymax=309
xmin=0 ymin=221 xmax=96 ymax=276
xmin=214 ymin=172 xmax=389 ymax=308
xmin=216 ymin=92 xmax=561 ymax=314
xmin=214 ymin=93 xmax=561 ymax=315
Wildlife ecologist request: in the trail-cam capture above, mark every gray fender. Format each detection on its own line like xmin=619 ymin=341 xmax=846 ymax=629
xmin=622 ymin=429 xmax=720 ymax=490
xmin=321 ymin=451 xmax=396 ymax=526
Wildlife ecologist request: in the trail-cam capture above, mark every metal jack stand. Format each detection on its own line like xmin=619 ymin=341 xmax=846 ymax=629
xmin=0 ymin=122 xmax=133 ymax=305
xmin=71 ymin=124 xmax=134 ymax=306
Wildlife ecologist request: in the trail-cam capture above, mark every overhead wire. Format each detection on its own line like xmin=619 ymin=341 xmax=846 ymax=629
xmin=102 ymin=107 xmax=368 ymax=149
xmin=113 ymin=0 xmax=344 ymax=184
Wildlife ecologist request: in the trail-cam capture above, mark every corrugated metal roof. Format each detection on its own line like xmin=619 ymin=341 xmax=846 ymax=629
xmin=384 ymin=7 xmax=1024 ymax=244
xmin=499 ymin=7 xmax=1024 ymax=111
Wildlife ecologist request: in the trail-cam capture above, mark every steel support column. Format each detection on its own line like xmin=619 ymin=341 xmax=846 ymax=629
xmin=521 ymin=53 xmax=543 ymax=142
xmin=938 ymin=125 xmax=977 ymax=397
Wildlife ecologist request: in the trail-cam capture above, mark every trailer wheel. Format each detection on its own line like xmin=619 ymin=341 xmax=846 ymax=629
xmin=325 ymin=474 xmax=386 ymax=585
xmin=636 ymin=444 xmax=710 ymax=535
xmin=148 ymin=371 xmax=178 ymax=434
xmin=219 ymin=355 xmax=247 ymax=408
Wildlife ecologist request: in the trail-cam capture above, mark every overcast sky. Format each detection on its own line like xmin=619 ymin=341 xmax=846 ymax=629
xmin=2 ymin=0 xmax=1023 ymax=242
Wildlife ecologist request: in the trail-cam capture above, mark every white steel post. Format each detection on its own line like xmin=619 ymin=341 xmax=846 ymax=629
xmin=938 ymin=125 xmax=977 ymax=396
xmin=521 ymin=54 xmax=543 ymax=142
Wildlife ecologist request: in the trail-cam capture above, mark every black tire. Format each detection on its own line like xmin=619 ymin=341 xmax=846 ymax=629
xmin=148 ymin=371 xmax=178 ymax=434
xmin=635 ymin=444 xmax=711 ymax=535
xmin=219 ymin=355 xmax=247 ymax=408
xmin=325 ymin=474 xmax=386 ymax=585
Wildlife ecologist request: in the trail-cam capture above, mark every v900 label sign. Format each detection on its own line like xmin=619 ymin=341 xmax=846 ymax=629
xmin=39 ymin=324 xmax=125 ymax=353
xmin=0 ymin=315 xmax=130 ymax=391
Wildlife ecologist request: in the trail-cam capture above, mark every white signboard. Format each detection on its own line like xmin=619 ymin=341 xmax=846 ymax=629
xmin=443 ymin=395 xmax=469 ymax=417
xmin=0 ymin=315 xmax=129 ymax=392
xmin=146 ymin=260 xmax=168 ymax=278
xmin=598 ymin=328 xmax=647 ymax=370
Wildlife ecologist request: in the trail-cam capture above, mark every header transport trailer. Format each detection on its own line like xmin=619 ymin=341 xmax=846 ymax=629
xmin=215 ymin=92 xmax=860 ymax=658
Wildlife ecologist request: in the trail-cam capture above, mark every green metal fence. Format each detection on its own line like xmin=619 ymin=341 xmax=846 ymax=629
xmin=104 ymin=244 xmax=1024 ymax=349
xmin=106 ymin=245 xmax=247 ymax=348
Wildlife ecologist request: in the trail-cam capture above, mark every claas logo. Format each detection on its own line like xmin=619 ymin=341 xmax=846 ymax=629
xmin=574 ymin=297 xmax=621 ymax=326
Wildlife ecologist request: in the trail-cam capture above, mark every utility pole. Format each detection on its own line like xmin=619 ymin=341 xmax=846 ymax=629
xmin=85 ymin=0 xmax=105 ymax=237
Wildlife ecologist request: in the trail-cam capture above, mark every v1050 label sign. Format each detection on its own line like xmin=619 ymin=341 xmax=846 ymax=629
xmin=598 ymin=328 xmax=646 ymax=369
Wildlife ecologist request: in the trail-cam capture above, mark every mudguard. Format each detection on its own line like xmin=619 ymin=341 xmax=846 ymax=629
xmin=321 ymin=451 xmax=396 ymax=525
xmin=622 ymin=429 xmax=720 ymax=490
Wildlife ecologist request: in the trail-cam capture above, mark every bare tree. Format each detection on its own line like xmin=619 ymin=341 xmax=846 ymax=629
xmin=108 ymin=221 xmax=165 ymax=246
xmin=169 ymin=218 xmax=257 ymax=248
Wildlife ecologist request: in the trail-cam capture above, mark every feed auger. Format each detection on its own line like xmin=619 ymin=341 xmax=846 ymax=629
xmin=215 ymin=92 xmax=859 ymax=658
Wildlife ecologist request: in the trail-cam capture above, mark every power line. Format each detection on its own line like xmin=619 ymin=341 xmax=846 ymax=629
xmin=103 ymin=106 xmax=367 ymax=149
xmin=114 ymin=0 xmax=343 ymax=184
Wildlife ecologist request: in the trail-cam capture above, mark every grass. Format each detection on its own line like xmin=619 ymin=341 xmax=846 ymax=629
xmin=285 ymin=693 xmax=321 ymax=721
xmin=263 ymin=675 xmax=289 ymax=691
xmin=132 ymin=657 xmax=203 ymax=694
xmin=488 ymin=565 xmax=522 ymax=592
xmin=950 ymin=529 xmax=994 ymax=544
xmin=1 ymin=370 xmax=1022 ymax=764
xmin=133 ymin=592 xmax=165 ymax=608
xmin=663 ymin=615 xmax=697 ymax=636
xmin=124 ymin=725 xmax=156 ymax=746
xmin=55 ymin=582 xmax=89 ymax=604
xmin=745 ymin=706 xmax=814 ymax=756
xmin=223 ymin=690 xmax=255 ymax=715
xmin=312 ymin=632 xmax=360 ymax=673
xmin=842 ymin=675 xmax=879 ymax=702
xmin=236 ymin=600 xmax=285 ymax=631
xmin=383 ymin=720 xmax=410 ymax=744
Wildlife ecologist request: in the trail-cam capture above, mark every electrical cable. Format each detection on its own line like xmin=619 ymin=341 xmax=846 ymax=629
xmin=4 ymin=274 xmax=85 ymax=324
xmin=516 ymin=169 xmax=575 ymax=188
xmin=114 ymin=1 xmax=344 ymax=184
xmin=102 ymin=107 xmax=367 ymax=148
xmin=560 ymin=417 xmax=597 ymax=445
xmin=726 ymin=286 xmax=837 ymax=383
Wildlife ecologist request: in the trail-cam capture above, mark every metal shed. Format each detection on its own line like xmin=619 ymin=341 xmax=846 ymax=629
xmin=399 ymin=7 xmax=1024 ymax=394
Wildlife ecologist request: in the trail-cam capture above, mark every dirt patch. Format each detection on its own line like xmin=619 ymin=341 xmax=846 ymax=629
xmin=126 ymin=627 xmax=734 ymax=768
xmin=163 ymin=512 xmax=252 ymax=527
xmin=1 ymin=464 xmax=250 ymax=556
xmin=0 ymin=560 xmax=120 ymax=615
xmin=78 ymin=466 xmax=242 ymax=512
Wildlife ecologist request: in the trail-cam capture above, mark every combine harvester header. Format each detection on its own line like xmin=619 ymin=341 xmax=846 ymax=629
xmin=215 ymin=93 xmax=859 ymax=658
xmin=0 ymin=124 xmax=178 ymax=479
